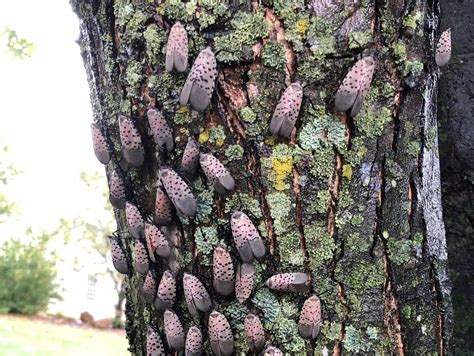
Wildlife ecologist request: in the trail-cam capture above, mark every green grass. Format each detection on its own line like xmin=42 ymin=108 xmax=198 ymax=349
xmin=0 ymin=314 xmax=130 ymax=355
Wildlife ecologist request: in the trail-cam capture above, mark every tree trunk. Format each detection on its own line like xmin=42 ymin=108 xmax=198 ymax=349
xmin=70 ymin=0 xmax=453 ymax=354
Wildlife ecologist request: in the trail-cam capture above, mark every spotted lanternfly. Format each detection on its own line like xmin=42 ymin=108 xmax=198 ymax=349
xmin=147 ymin=108 xmax=174 ymax=152
xmin=231 ymin=211 xmax=266 ymax=263
xmin=436 ymin=28 xmax=451 ymax=67
xmin=199 ymin=153 xmax=235 ymax=195
xmin=298 ymin=295 xmax=321 ymax=339
xmin=208 ymin=311 xmax=234 ymax=356
xmin=159 ymin=168 xmax=197 ymax=218
xmin=334 ymin=56 xmax=375 ymax=117
xmin=91 ymin=123 xmax=110 ymax=165
xmin=265 ymin=272 xmax=310 ymax=293
xmin=185 ymin=326 xmax=202 ymax=356
xmin=235 ymin=262 xmax=256 ymax=304
xmin=165 ymin=22 xmax=188 ymax=73
xmin=134 ymin=239 xmax=149 ymax=275
xmin=109 ymin=235 xmax=128 ymax=274
xmin=142 ymin=270 xmax=157 ymax=304
xmin=180 ymin=47 xmax=217 ymax=112
xmin=118 ymin=114 xmax=144 ymax=167
xmin=154 ymin=186 xmax=172 ymax=226
xmin=145 ymin=223 xmax=171 ymax=262
xmin=212 ymin=245 xmax=234 ymax=296
xmin=146 ymin=326 xmax=165 ymax=356
xmin=179 ymin=138 xmax=200 ymax=180
xmin=269 ymin=82 xmax=303 ymax=138
xmin=264 ymin=346 xmax=284 ymax=356
xmin=183 ymin=273 xmax=212 ymax=316
xmin=244 ymin=314 xmax=265 ymax=353
xmin=164 ymin=309 xmax=185 ymax=352
xmin=108 ymin=170 xmax=126 ymax=209
xmin=155 ymin=270 xmax=176 ymax=313
xmin=125 ymin=202 xmax=145 ymax=239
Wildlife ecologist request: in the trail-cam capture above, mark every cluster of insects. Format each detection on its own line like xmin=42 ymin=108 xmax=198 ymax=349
xmin=91 ymin=20 xmax=451 ymax=355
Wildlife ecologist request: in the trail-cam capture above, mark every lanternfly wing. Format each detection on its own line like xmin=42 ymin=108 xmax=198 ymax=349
xmin=154 ymin=186 xmax=172 ymax=226
xmin=165 ymin=22 xmax=188 ymax=72
xmin=142 ymin=270 xmax=157 ymax=304
xmin=244 ymin=314 xmax=265 ymax=353
xmin=155 ymin=270 xmax=176 ymax=312
xmin=269 ymin=82 xmax=303 ymax=138
xmin=298 ymin=295 xmax=322 ymax=339
xmin=183 ymin=273 xmax=212 ymax=316
xmin=231 ymin=211 xmax=265 ymax=263
xmin=125 ymin=202 xmax=145 ymax=239
xmin=265 ymin=272 xmax=310 ymax=293
xmin=199 ymin=153 xmax=235 ymax=195
xmin=208 ymin=311 xmax=234 ymax=356
xmin=179 ymin=138 xmax=200 ymax=180
xmin=180 ymin=47 xmax=217 ymax=112
xmin=109 ymin=170 xmax=126 ymax=209
xmin=436 ymin=28 xmax=451 ymax=67
xmin=235 ymin=263 xmax=256 ymax=303
xmin=91 ymin=123 xmax=110 ymax=165
xmin=159 ymin=168 xmax=197 ymax=218
xmin=118 ymin=115 xmax=144 ymax=167
xmin=134 ymin=239 xmax=149 ymax=275
xmin=264 ymin=346 xmax=284 ymax=356
xmin=349 ymin=56 xmax=375 ymax=117
xmin=147 ymin=108 xmax=174 ymax=152
xmin=185 ymin=326 xmax=202 ymax=356
xmin=146 ymin=326 xmax=165 ymax=356
xmin=213 ymin=245 xmax=234 ymax=296
xmin=145 ymin=223 xmax=171 ymax=261
xmin=335 ymin=56 xmax=375 ymax=117
xmin=164 ymin=309 xmax=185 ymax=351
xmin=109 ymin=236 xmax=128 ymax=274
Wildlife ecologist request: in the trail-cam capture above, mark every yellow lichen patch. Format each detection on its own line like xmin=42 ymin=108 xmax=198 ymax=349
xmin=342 ymin=164 xmax=353 ymax=180
xmin=215 ymin=138 xmax=225 ymax=146
xmin=272 ymin=155 xmax=293 ymax=191
xmin=199 ymin=130 xmax=209 ymax=144
xmin=295 ymin=17 xmax=309 ymax=35
xmin=177 ymin=106 xmax=189 ymax=114
xmin=265 ymin=137 xmax=276 ymax=146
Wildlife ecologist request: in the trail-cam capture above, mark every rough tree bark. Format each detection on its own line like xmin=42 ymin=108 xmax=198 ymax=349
xmin=70 ymin=0 xmax=452 ymax=354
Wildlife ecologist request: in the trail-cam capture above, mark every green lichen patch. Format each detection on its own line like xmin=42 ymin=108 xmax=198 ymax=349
xmin=252 ymin=289 xmax=281 ymax=323
xmin=195 ymin=225 xmax=220 ymax=266
xmin=304 ymin=222 xmax=336 ymax=268
xmin=196 ymin=0 xmax=228 ymax=29
xmin=270 ymin=316 xmax=306 ymax=354
xmin=157 ymin=0 xmax=197 ymax=22
xmin=336 ymin=260 xmax=385 ymax=296
xmin=224 ymin=144 xmax=244 ymax=161
xmin=214 ymin=10 xmax=269 ymax=63
xmin=355 ymin=88 xmax=392 ymax=139
xmin=262 ymin=42 xmax=286 ymax=70
xmin=124 ymin=60 xmax=145 ymax=99
xmin=144 ymin=24 xmax=166 ymax=66
xmin=348 ymin=30 xmax=372 ymax=49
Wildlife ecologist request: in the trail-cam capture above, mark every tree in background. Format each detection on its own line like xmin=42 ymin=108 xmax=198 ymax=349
xmin=71 ymin=1 xmax=453 ymax=354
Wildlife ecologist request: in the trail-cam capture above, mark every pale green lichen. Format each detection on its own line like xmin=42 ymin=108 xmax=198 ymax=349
xmin=208 ymin=125 xmax=227 ymax=146
xmin=125 ymin=60 xmax=144 ymax=98
xmin=344 ymin=325 xmax=370 ymax=353
xmin=349 ymin=30 xmax=372 ymax=49
xmin=239 ymin=107 xmax=256 ymax=123
xmin=299 ymin=106 xmax=346 ymax=151
xmin=214 ymin=10 xmax=269 ymax=63
xmin=252 ymin=289 xmax=281 ymax=322
xmin=271 ymin=316 xmax=305 ymax=353
xmin=195 ymin=226 xmax=220 ymax=266
xmin=197 ymin=0 xmax=228 ymax=29
xmin=224 ymin=144 xmax=244 ymax=161
xmin=157 ymin=0 xmax=197 ymax=22
xmin=262 ymin=42 xmax=286 ymax=70
xmin=305 ymin=222 xmax=336 ymax=268
xmin=403 ymin=11 xmax=422 ymax=30
xmin=144 ymin=24 xmax=166 ymax=66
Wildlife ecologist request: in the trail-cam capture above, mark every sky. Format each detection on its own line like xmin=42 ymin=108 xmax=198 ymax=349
xmin=0 ymin=0 xmax=108 ymax=236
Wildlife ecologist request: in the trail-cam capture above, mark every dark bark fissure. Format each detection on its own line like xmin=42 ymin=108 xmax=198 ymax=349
xmin=71 ymin=0 xmax=454 ymax=354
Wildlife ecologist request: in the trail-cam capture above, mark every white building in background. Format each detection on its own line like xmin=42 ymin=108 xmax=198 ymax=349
xmin=48 ymin=237 xmax=121 ymax=322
